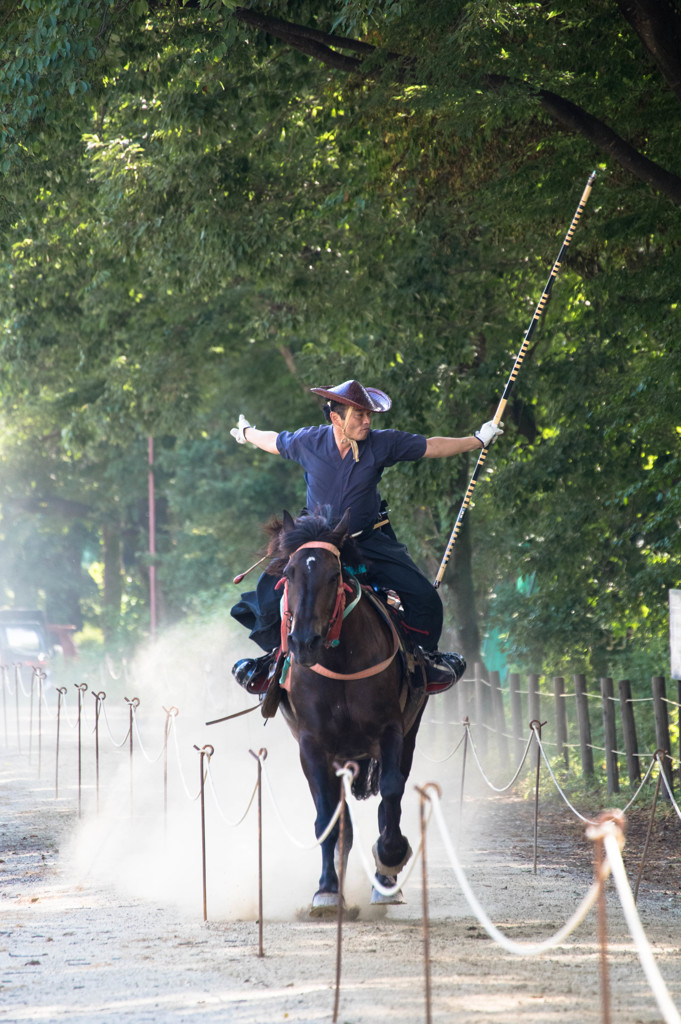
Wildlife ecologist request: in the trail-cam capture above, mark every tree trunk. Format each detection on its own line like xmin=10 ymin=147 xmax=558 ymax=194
xmin=445 ymin=460 xmax=481 ymax=666
xmin=102 ymin=520 xmax=123 ymax=642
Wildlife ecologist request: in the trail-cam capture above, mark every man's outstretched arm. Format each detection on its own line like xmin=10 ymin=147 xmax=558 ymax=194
xmin=231 ymin=415 xmax=280 ymax=454
xmin=424 ymin=420 xmax=503 ymax=457
xmin=424 ymin=435 xmax=483 ymax=457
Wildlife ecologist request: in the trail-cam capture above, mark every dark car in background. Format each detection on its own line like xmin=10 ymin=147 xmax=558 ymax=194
xmin=0 ymin=610 xmax=77 ymax=678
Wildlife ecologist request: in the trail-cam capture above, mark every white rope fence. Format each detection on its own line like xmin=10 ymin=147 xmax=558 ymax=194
xmin=532 ymin=723 xmax=659 ymax=824
xmin=466 ymin=723 xmax=535 ymax=793
xmin=205 ymin=757 xmax=259 ymax=827
xmin=601 ymin=823 xmax=681 ymax=1024
xmin=657 ymin=759 xmax=681 ymax=823
xmin=428 ymin=786 xmax=603 ymax=955
xmin=169 ymin=715 xmax=203 ymax=801
xmin=261 ymin=756 xmax=343 ymax=850
xmin=131 ymin=704 xmax=165 ymax=764
xmin=415 ymin=728 xmax=466 ymax=764
xmin=2 ymin=665 xmax=681 ymax=1023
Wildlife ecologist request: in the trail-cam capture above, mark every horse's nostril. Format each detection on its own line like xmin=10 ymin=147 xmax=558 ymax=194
xmin=290 ymin=632 xmax=323 ymax=663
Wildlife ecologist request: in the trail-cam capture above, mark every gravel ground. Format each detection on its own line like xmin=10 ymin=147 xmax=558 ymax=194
xmin=2 ymin=636 xmax=681 ymax=1024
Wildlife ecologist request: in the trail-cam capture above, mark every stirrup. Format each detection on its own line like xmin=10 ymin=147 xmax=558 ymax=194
xmin=420 ymin=649 xmax=466 ymax=694
xmin=232 ymin=650 xmax=278 ymax=694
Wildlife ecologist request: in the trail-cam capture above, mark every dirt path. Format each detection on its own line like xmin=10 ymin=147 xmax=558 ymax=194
xmin=1 ymin=638 xmax=681 ymax=1023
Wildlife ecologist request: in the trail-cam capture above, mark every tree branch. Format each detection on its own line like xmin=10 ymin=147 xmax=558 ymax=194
xmin=533 ymin=84 xmax=681 ymax=205
xmin=234 ymin=8 xmax=364 ymax=72
xmin=233 ymin=7 xmax=681 ymax=205
xmin=616 ymin=0 xmax=681 ymax=106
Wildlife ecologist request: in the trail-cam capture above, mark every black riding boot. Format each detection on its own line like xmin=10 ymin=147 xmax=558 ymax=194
xmin=418 ymin=649 xmax=466 ymax=694
xmin=232 ymin=649 xmax=278 ymax=695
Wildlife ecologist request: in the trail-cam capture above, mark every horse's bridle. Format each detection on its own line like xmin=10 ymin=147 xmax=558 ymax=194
xmin=277 ymin=540 xmax=400 ymax=681
xmin=277 ymin=541 xmax=349 ymax=649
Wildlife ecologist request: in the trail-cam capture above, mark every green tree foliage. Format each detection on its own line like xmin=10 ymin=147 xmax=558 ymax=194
xmin=0 ymin=1 xmax=679 ymax=675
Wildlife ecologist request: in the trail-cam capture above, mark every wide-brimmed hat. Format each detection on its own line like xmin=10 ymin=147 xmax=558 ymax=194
xmin=310 ymin=379 xmax=391 ymax=413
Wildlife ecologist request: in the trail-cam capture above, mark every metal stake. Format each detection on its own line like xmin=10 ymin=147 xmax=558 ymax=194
xmin=459 ymin=717 xmax=469 ymax=843
xmin=331 ymin=762 xmax=358 ymax=1024
xmin=194 ymin=744 xmax=214 ymax=922
xmin=162 ymin=706 xmax=179 ymax=826
xmin=29 ymin=668 xmax=35 ymax=763
xmin=55 ymin=687 xmax=67 ymax=799
xmin=332 ymin=767 xmax=347 ymax=1024
xmin=595 ymin=829 xmax=611 ymax=1024
xmin=634 ymin=750 xmax=665 ymax=902
xmin=75 ymin=683 xmax=88 ymax=817
xmin=37 ymin=670 xmax=45 ymax=778
xmin=124 ymin=697 xmax=140 ymax=815
xmin=249 ymin=748 xmax=267 ymax=957
xmin=92 ymin=692 xmax=106 ymax=814
xmin=530 ymin=720 xmax=547 ymax=875
xmin=14 ymin=665 xmax=21 ymax=752
xmin=2 ymin=665 xmax=7 ymax=746
xmin=416 ymin=783 xmax=440 ymax=1024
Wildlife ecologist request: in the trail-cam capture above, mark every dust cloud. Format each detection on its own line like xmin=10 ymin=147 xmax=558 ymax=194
xmin=58 ymin=615 xmax=475 ymax=924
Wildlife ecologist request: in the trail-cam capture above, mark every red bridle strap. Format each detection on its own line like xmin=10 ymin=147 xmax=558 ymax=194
xmin=276 ymin=537 xmax=400 ymax=680
xmin=276 ymin=540 xmax=346 ymax=654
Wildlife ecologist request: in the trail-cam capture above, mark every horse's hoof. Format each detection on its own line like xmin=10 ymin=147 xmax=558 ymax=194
xmin=370 ymin=873 xmax=406 ymax=905
xmin=310 ymin=890 xmax=340 ymax=917
xmin=308 ymin=892 xmax=360 ymax=920
xmin=372 ymin=839 xmax=413 ymax=876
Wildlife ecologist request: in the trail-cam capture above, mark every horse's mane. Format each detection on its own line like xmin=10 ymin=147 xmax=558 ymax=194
xmin=264 ymin=508 xmax=362 ymax=577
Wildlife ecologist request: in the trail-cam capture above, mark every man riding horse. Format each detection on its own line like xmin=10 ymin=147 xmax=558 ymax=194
xmin=229 ymin=379 xmax=502 ymax=692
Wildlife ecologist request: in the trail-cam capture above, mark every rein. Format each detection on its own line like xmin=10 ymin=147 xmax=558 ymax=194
xmin=277 ymin=539 xmax=400 ymax=681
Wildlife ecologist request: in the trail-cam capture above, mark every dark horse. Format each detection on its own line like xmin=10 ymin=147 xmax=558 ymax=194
xmin=265 ymin=508 xmax=428 ymax=913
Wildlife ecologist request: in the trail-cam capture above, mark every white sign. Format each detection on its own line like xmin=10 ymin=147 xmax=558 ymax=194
xmin=671 ymin=589 xmax=681 ymax=680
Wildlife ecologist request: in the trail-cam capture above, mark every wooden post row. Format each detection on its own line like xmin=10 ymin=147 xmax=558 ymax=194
xmin=553 ymin=676 xmax=569 ymax=768
xmin=489 ymin=670 xmax=509 ymax=770
xmin=508 ymin=672 xmax=524 ymax=762
xmin=528 ymin=673 xmax=541 ymax=726
xmin=618 ymin=679 xmax=640 ymax=786
xmin=573 ymin=674 xmax=594 ymax=777
xmin=600 ymin=677 xmax=619 ymax=795
xmin=651 ymin=675 xmax=674 ymax=797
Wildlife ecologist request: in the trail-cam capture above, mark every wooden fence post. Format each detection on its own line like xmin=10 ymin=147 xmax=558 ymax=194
xmin=509 ymin=672 xmax=524 ymax=762
xmin=618 ymin=679 xmax=640 ymax=785
xmin=651 ymin=676 xmax=673 ymax=797
xmin=456 ymin=666 xmax=472 ymax=722
xmin=489 ymin=670 xmax=509 ymax=769
xmin=678 ymin=679 xmax=681 ymax=791
xmin=600 ymin=677 xmax=619 ymax=795
xmin=573 ymin=674 xmax=594 ymax=777
xmin=528 ymin=673 xmax=541 ymax=726
xmin=553 ymin=676 xmax=569 ymax=767
xmin=474 ymin=662 xmax=488 ymax=758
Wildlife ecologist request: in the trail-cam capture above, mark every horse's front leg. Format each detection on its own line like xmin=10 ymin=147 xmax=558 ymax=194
xmin=298 ymin=733 xmax=341 ymax=907
xmin=374 ymin=723 xmax=412 ymax=874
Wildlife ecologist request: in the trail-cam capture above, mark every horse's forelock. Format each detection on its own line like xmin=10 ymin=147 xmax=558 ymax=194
xmin=264 ymin=511 xmax=355 ymax=574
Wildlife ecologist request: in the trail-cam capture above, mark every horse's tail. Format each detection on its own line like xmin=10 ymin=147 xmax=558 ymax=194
xmin=351 ymin=757 xmax=380 ymax=800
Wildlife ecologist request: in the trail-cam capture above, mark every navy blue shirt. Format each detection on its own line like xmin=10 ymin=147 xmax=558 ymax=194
xmin=276 ymin=425 xmax=427 ymax=534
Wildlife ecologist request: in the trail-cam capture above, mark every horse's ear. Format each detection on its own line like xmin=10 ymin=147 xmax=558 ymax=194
xmin=332 ymin=507 xmax=352 ymax=546
xmin=282 ymin=510 xmax=295 ymax=532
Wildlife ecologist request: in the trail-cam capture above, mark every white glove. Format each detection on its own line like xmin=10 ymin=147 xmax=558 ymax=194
xmin=230 ymin=414 xmax=254 ymax=445
xmin=475 ymin=419 xmax=504 ymax=447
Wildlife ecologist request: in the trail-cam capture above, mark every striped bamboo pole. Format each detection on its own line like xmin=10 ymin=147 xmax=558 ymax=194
xmin=434 ymin=170 xmax=596 ymax=587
